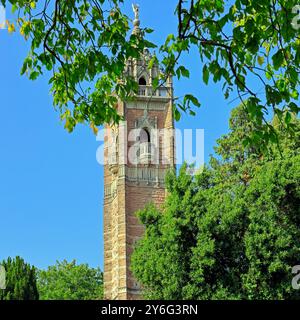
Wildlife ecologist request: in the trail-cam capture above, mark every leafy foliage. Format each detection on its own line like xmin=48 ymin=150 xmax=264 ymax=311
xmin=37 ymin=259 xmax=103 ymax=300
xmin=1 ymin=0 xmax=154 ymax=132
xmin=0 ymin=256 xmax=39 ymax=300
xmin=1 ymin=0 xmax=299 ymax=146
xmin=159 ymin=0 xmax=300 ymax=146
xmin=131 ymin=106 xmax=300 ymax=299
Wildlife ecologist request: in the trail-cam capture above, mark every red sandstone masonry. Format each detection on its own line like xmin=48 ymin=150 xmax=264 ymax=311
xmin=103 ymin=54 xmax=174 ymax=300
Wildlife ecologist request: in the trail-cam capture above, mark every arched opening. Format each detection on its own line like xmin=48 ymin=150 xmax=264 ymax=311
xmin=138 ymin=128 xmax=151 ymax=164
xmin=138 ymin=76 xmax=147 ymax=86
xmin=140 ymin=128 xmax=150 ymax=143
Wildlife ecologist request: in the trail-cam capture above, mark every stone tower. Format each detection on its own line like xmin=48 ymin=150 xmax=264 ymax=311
xmin=103 ymin=6 xmax=175 ymax=300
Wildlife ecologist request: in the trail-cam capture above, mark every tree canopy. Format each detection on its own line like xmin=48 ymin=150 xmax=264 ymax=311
xmin=0 ymin=256 xmax=39 ymax=300
xmin=37 ymin=259 xmax=103 ymax=300
xmin=2 ymin=0 xmax=154 ymax=133
xmin=131 ymin=106 xmax=300 ymax=299
xmin=1 ymin=0 xmax=299 ymax=146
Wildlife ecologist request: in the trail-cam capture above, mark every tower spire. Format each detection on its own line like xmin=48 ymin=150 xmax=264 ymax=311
xmin=132 ymin=3 xmax=141 ymax=36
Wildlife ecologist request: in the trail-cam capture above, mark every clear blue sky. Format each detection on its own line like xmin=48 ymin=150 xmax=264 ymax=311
xmin=0 ymin=1 xmax=233 ymax=270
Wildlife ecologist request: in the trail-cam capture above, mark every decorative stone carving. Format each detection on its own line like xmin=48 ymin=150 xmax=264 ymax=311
xmin=135 ymin=114 xmax=157 ymax=129
xmin=104 ymin=168 xmax=168 ymax=198
xmin=126 ymin=101 xmax=166 ymax=111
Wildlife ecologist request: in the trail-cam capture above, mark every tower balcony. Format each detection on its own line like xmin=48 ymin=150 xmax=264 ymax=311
xmin=137 ymin=85 xmax=169 ymax=99
xmin=138 ymin=142 xmax=152 ymax=164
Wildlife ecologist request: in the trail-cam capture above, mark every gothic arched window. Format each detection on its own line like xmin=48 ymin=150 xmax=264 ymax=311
xmin=138 ymin=76 xmax=146 ymax=85
xmin=140 ymin=128 xmax=150 ymax=143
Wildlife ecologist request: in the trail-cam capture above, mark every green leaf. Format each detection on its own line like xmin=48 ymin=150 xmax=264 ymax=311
xmin=174 ymin=108 xmax=181 ymax=121
xmin=184 ymin=94 xmax=201 ymax=108
xmin=257 ymin=56 xmax=264 ymax=66
xmin=144 ymin=28 xmax=154 ymax=34
xmin=272 ymin=50 xmax=284 ymax=70
xmin=203 ymin=65 xmax=209 ymax=85
xmin=29 ymin=71 xmax=39 ymax=80
xmin=176 ymin=66 xmax=190 ymax=79
xmin=152 ymin=77 xmax=159 ymax=89
xmin=289 ymin=102 xmax=299 ymax=114
xmin=11 ymin=4 xmax=18 ymax=13
xmin=284 ymin=112 xmax=292 ymax=125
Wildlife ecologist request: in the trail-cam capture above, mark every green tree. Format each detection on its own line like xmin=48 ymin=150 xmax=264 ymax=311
xmin=1 ymin=0 xmax=154 ymax=133
xmin=131 ymin=106 xmax=300 ymax=300
xmin=160 ymin=0 xmax=300 ymax=146
xmin=37 ymin=260 xmax=103 ymax=300
xmin=1 ymin=0 xmax=299 ymax=143
xmin=0 ymin=256 xmax=39 ymax=300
